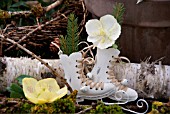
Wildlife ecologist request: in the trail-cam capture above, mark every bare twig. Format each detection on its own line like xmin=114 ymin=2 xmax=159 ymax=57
xmin=9 ymin=11 xmax=32 ymax=17
xmin=76 ymin=106 xmax=92 ymax=114
xmin=78 ymin=0 xmax=88 ymax=36
xmin=0 ymin=37 xmax=2 ymax=56
xmin=45 ymin=0 xmax=64 ymax=12
xmin=1 ymin=0 xmax=64 ymax=18
xmin=5 ymin=10 xmax=71 ymax=52
xmin=3 ymin=24 xmax=12 ymax=34
xmin=0 ymin=34 xmax=73 ymax=92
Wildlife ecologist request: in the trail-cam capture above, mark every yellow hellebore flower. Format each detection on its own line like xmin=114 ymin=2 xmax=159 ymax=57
xmin=22 ymin=78 xmax=68 ymax=104
xmin=85 ymin=14 xmax=121 ymax=49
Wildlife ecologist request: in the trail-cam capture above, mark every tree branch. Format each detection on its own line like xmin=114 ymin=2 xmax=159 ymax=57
xmin=0 ymin=0 xmax=64 ymax=18
xmin=45 ymin=0 xmax=63 ymax=12
xmin=0 ymin=34 xmax=73 ymax=92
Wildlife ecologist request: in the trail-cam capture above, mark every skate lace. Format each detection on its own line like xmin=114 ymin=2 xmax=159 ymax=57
xmin=76 ymin=58 xmax=104 ymax=90
xmin=106 ymin=56 xmax=130 ymax=91
xmin=74 ymin=43 xmax=105 ymax=90
xmin=53 ymin=40 xmax=104 ymax=90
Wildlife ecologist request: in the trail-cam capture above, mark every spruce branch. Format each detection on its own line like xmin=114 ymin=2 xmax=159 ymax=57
xmin=112 ymin=3 xmax=125 ymax=24
xmin=60 ymin=13 xmax=79 ymax=55
xmin=60 ymin=35 xmax=68 ymax=54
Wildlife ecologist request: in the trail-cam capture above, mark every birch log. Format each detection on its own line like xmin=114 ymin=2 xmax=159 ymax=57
xmin=0 ymin=57 xmax=170 ymax=99
xmin=0 ymin=57 xmax=64 ymax=92
xmin=113 ymin=62 xmax=170 ymax=99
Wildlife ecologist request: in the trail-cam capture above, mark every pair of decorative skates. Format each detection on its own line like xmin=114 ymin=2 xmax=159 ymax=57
xmin=58 ymin=46 xmax=138 ymax=104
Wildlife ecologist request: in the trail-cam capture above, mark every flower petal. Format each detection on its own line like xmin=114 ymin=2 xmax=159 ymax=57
xmin=22 ymin=78 xmax=39 ymax=104
xmin=100 ymin=15 xmax=121 ymax=41
xmin=97 ymin=38 xmax=115 ymax=49
xmin=56 ymin=86 xmax=68 ymax=98
xmin=35 ymin=78 xmax=60 ymax=94
xmin=87 ymin=36 xmax=101 ymax=43
xmin=108 ymin=23 xmax=121 ymax=41
xmin=85 ymin=19 xmax=102 ymax=36
xmin=100 ymin=14 xmax=118 ymax=32
xmin=37 ymin=91 xmax=54 ymax=104
xmin=93 ymin=39 xmax=101 ymax=48
xmin=38 ymin=86 xmax=67 ymax=103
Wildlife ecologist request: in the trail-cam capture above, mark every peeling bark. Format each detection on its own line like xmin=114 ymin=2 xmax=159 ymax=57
xmin=0 ymin=57 xmax=170 ymax=99
xmin=113 ymin=62 xmax=170 ymax=99
xmin=0 ymin=57 xmax=64 ymax=92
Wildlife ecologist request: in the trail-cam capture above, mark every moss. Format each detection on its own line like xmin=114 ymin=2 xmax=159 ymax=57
xmin=52 ymin=98 xmax=75 ymax=113
xmin=148 ymin=101 xmax=170 ymax=114
xmin=28 ymin=91 xmax=77 ymax=113
xmin=0 ymin=90 xmax=127 ymax=114
xmin=19 ymin=102 xmax=34 ymax=113
xmin=31 ymin=104 xmax=55 ymax=114
xmin=152 ymin=101 xmax=163 ymax=109
xmin=0 ymin=90 xmax=77 ymax=113
xmin=67 ymin=90 xmax=78 ymax=103
xmin=89 ymin=101 xmax=124 ymax=114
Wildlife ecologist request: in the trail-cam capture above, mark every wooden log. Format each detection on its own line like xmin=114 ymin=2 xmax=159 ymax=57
xmin=113 ymin=62 xmax=170 ymax=99
xmin=0 ymin=57 xmax=170 ymax=99
xmin=0 ymin=57 xmax=64 ymax=92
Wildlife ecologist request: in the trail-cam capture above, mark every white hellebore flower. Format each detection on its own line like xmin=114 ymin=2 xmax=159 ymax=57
xmin=85 ymin=14 xmax=121 ymax=49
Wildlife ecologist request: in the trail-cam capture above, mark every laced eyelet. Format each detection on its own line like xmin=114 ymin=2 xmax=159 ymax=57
xmin=101 ymin=88 xmax=103 ymax=90
xmin=77 ymin=77 xmax=80 ymax=79
xmin=112 ymin=56 xmax=114 ymax=58
xmin=106 ymin=71 xmax=108 ymax=73
xmin=76 ymin=60 xmax=78 ymax=62
xmin=107 ymin=66 xmax=109 ymax=68
xmin=95 ymin=88 xmax=98 ymax=90
xmin=109 ymin=60 xmax=111 ymax=62
xmin=75 ymin=65 xmax=77 ymax=67
xmin=76 ymin=71 xmax=79 ymax=73
xmin=90 ymin=87 xmax=92 ymax=89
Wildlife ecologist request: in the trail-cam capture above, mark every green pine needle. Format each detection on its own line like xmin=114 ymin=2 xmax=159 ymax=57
xmin=60 ymin=35 xmax=68 ymax=54
xmin=112 ymin=3 xmax=125 ymax=24
xmin=60 ymin=13 xmax=79 ymax=55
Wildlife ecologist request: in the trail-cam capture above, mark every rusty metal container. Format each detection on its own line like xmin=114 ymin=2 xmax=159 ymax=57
xmin=84 ymin=0 xmax=170 ymax=64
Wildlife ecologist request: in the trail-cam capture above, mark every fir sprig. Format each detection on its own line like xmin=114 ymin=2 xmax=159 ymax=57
xmin=60 ymin=13 xmax=79 ymax=55
xmin=60 ymin=35 xmax=68 ymax=54
xmin=112 ymin=3 xmax=125 ymax=24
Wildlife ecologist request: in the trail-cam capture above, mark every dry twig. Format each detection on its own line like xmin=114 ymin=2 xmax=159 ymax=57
xmin=76 ymin=107 xmax=93 ymax=114
xmin=5 ymin=10 xmax=71 ymax=52
xmin=0 ymin=0 xmax=64 ymax=18
xmin=45 ymin=0 xmax=64 ymax=12
xmin=0 ymin=34 xmax=72 ymax=92
xmin=78 ymin=0 xmax=88 ymax=36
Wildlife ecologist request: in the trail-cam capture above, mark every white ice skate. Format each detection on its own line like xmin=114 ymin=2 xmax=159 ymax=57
xmin=87 ymin=48 xmax=138 ymax=103
xmin=59 ymin=51 xmax=117 ymax=102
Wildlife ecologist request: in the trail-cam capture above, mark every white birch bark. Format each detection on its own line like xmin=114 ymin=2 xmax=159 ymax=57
xmin=113 ymin=62 xmax=170 ymax=99
xmin=0 ymin=57 xmax=64 ymax=92
xmin=0 ymin=57 xmax=170 ymax=99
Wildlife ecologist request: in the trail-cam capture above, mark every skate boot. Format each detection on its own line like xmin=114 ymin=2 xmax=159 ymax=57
xmin=59 ymin=51 xmax=117 ymax=102
xmin=87 ymin=48 xmax=138 ymax=102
